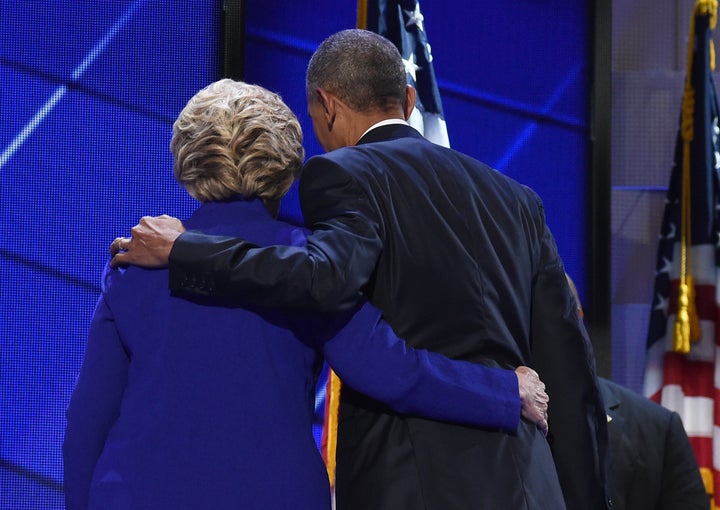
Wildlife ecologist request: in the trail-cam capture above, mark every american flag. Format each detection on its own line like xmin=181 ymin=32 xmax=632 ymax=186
xmin=643 ymin=2 xmax=720 ymax=503
xmin=319 ymin=0 xmax=451 ymax=489
xmin=358 ymin=0 xmax=449 ymax=147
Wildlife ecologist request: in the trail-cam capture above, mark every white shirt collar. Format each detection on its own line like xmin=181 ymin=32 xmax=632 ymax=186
xmin=357 ymin=118 xmax=409 ymax=143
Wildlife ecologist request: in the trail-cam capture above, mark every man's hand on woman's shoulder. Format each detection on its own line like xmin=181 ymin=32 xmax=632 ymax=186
xmin=110 ymin=215 xmax=185 ymax=269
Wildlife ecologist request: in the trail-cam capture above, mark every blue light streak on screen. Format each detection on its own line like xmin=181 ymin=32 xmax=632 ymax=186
xmin=494 ymin=63 xmax=583 ymax=172
xmin=1 ymin=0 xmax=148 ymax=170
xmin=0 ymin=2 xmax=219 ymax=507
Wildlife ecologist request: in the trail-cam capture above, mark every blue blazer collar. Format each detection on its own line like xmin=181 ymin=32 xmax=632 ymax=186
xmin=184 ymin=197 xmax=271 ymax=231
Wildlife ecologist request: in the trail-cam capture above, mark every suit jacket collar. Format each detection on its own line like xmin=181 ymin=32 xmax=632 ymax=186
xmin=356 ymin=123 xmax=425 ymax=145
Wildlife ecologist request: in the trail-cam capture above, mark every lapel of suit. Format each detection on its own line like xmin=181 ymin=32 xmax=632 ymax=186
xmin=600 ymin=380 xmax=636 ymax=509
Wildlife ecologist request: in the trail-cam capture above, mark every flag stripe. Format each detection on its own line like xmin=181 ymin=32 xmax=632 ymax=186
xmin=660 ymin=353 xmax=715 ymax=395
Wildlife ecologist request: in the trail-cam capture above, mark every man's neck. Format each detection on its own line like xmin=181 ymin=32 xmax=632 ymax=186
xmin=349 ymin=109 xmax=407 ymax=145
xmin=357 ymin=118 xmax=409 ymax=143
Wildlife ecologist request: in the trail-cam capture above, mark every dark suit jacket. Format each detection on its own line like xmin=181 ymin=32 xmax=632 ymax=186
xmin=599 ymin=378 xmax=708 ymax=510
xmin=169 ymin=124 xmax=609 ymax=509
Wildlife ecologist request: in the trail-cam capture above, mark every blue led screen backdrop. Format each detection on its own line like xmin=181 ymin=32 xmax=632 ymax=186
xmin=0 ymin=2 xmax=219 ymax=507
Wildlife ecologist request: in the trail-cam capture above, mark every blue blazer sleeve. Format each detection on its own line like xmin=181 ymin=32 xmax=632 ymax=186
xmin=322 ymin=302 xmax=521 ymax=431
xmin=63 ymin=291 xmax=129 ymax=510
xmin=169 ymin=158 xmax=382 ymax=312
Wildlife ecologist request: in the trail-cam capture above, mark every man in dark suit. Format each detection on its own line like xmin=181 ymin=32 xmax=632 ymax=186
xmin=565 ymin=274 xmax=708 ymax=510
xmin=599 ymin=378 xmax=708 ymax=510
xmin=111 ymin=29 xmax=608 ymax=510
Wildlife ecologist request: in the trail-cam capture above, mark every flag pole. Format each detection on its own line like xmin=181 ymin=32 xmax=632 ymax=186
xmin=673 ymin=0 xmax=716 ymax=353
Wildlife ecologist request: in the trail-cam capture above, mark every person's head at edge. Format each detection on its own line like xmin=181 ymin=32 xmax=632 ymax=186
xmin=171 ymin=79 xmax=304 ymax=218
xmin=305 ymin=29 xmax=417 ymax=152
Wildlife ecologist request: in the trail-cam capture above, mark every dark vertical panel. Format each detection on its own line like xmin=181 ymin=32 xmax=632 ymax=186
xmin=222 ymin=0 xmax=245 ymax=80
xmin=588 ymin=0 xmax=612 ymax=377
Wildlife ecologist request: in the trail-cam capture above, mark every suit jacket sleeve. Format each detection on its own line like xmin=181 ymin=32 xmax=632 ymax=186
xmin=63 ymin=285 xmax=129 ymax=510
xmin=528 ymin=202 xmax=610 ymax=510
xmin=320 ymin=302 xmax=521 ymax=431
xmin=658 ymin=412 xmax=709 ymax=510
xmin=169 ymin=158 xmax=382 ymax=312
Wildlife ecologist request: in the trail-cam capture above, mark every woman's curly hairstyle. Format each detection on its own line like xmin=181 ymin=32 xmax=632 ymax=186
xmin=171 ymin=79 xmax=304 ymax=205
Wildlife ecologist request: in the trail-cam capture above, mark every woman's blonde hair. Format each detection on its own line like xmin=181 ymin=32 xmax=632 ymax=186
xmin=171 ymin=79 xmax=304 ymax=205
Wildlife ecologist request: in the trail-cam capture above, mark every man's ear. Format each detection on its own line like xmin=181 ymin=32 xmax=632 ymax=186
xmin=403 ymin=85 xmax=417 ymax=121
xmin=316 ymin=88 xmax=337 ymax=127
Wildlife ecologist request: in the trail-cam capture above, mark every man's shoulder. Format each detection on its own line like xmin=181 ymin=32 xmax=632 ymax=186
xmin=304 ymin=140 xmax=541 ymax=207
xmin=306 ymin=137 xmax=474 ymax=175
xmin=305 ymin=148 xmax=359 ymax=174
xmin=302 ymin=145 xmax=394 ymax=188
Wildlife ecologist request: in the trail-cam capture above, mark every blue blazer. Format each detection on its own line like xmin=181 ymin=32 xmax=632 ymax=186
xmin=64 ymin=198 xmax=521 ymax=510
xmin=169 ymin=125 xmax=609 ymax=509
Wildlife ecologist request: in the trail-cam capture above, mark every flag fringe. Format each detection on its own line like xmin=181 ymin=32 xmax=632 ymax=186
xmin=321 ymin=369 xmax=342 ymax=487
